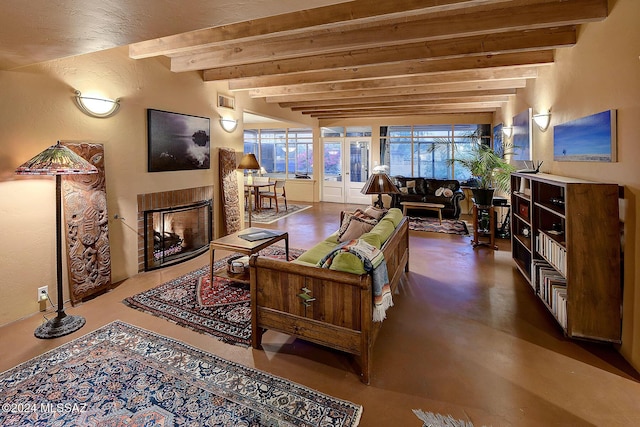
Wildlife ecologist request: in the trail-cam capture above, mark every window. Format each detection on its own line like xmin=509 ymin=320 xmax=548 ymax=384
xmin=380 ymin=124 xmax=490 ymax=181
xmin=287 ymin=128 xmax=313 ymax=177
xmin=244 ymin=128 xmax=313 ymax=178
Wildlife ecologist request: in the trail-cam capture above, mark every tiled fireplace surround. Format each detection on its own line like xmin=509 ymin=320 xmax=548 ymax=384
xmin=136 ymin=186 xmax=214 ymax=272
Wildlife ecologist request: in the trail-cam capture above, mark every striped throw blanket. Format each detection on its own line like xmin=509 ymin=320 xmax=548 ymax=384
xmin=317 ymin=239 xmax=393 ymax=322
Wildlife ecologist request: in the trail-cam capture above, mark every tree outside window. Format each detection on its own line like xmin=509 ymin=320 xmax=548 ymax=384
xmin=244 ymin=128 xmax=313 ymax=178
xmin=380 ymin=124 xmax=491 ymax=182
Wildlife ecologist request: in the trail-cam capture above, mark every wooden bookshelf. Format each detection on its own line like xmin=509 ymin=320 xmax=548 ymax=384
xmin=510 ymin=173 xmax=621 ymax=342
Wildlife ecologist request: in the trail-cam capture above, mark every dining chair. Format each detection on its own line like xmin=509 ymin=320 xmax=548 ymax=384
xmin=260 ymin=179 xmax=287 ymax=213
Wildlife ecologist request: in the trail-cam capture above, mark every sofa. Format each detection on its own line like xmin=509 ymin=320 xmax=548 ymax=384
xmin=249 ymin=207 xmax=409 ymax=384
xmin=390 ymin=176 xmax=465 ymax=219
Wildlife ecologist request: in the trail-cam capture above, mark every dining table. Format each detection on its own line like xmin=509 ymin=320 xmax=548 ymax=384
xmin=243 ymin=181 xmax=273 ymax=226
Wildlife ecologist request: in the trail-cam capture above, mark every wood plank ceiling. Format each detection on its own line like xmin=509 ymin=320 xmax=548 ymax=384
xmin=129 ymin=0 xmax=608 ymax=120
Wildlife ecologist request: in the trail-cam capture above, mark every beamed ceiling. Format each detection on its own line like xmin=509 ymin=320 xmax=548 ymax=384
xmin=129 ymin=0 xmax=608 ymax=120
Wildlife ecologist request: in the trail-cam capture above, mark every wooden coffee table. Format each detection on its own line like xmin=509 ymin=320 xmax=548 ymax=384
xmin=209 ymin=227 xmax=289 ymax=283
xmin=401 ymin=201 xmax=446 ymax=223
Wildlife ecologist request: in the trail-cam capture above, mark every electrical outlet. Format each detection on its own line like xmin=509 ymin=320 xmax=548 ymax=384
xmin=37 ymin=286 xmax=48 ymax=302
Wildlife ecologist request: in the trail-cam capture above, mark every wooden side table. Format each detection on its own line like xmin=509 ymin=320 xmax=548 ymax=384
xmin=471 ymin=204 xmax=497 ymax=249
xmin=209 ymin=228 xmax=289 ymax=280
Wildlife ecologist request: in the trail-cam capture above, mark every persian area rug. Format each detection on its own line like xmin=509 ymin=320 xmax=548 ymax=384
xmin=408 ymin=216 xmax=469 ymax=235
xmin=246 ymin=203 xmax=311 ymax=224
xmin=0 ymin=321 xmax=363 ymax=427
xmin=413 ymin=409 xmax=479 ymax=427
xmin=124 ymin=246 xmax=304 ymax=347
xmin=196 ymin=249 xmax=298 ymax=307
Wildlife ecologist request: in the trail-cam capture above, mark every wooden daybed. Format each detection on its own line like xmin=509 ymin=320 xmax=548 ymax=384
xmin=249 ymin=211 xmax=409 ymax=384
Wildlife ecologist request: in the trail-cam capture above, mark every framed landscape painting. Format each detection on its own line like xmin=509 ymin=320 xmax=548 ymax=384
xmin=512 ymin=108 xmax=532 ymax=161
xmin=553 ymin=110 xmax=617 ymax=162
xmin=493 ymin=123 xmax=504 ymax=158
xmin=148 ymin=109 xmax=211 ymax=172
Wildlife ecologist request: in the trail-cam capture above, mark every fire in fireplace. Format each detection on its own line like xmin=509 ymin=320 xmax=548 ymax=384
xmin=144 ymin=200 xmax=212 ymax=270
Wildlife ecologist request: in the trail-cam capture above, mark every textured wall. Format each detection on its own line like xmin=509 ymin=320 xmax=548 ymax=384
xmin=0 ymin=47 xmax=239 ymax=324
xmin=497 ymin=0 xmax=640 ymax=371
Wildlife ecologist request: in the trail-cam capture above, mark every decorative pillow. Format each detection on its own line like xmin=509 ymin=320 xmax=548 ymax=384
xmin=337 ymin=209 xmax=373 ymax=235
xmin=337 ymin=211 xmax=378 ymax=242
xmin=435 ymin=187 xmax=454 ymax=197
xmin=399 ymin=186 xmax=408 ymax=194
xmin=364 ymin=205 xmax=387 ymax=220
xmin=406 ymin=180 xmax=416 ymax=194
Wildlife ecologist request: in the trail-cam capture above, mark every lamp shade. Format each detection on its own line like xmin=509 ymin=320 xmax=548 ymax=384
xmin=15 ymin=141 xmax=98 ymax=175
xmin=75 ymin=90 xmax=120 ymax=118
xmin=361 ymin=173 xmax=401 ymax=195
xmin=533 ymin=112 xmax=551 ymax=132
xmin=237 ymin=153 xmax=260 ymax=170
xmin=220 ymin=118 xmax=238 ymax=133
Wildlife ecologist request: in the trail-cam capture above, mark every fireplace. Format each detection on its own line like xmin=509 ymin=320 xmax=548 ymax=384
xmin=137 ymin=186 xmax=214 ymax=272
xmin=144 ymin=200 xmax=212 ymax=270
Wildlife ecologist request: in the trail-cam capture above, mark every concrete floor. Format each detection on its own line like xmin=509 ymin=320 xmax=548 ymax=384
xmin=1 ymin=202 xmax=639 ymax=426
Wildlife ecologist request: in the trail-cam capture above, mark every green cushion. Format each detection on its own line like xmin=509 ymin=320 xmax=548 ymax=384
xmin=296 ymin=239 xmax=338 ymax=264
xmin=328 ymin=251 xmax=366 ymax=274
xmin=359 ymin=231 xmax=382 ymax=249
xmin=291 ymin=259 xmax=317 ymax=267
xmin=370 ymin=219 xmax=395 ymax=243
xmin=290 ymin=207 xmax=402 ymax=270
xmin=383 ymin=208 xmax=403 ymax=227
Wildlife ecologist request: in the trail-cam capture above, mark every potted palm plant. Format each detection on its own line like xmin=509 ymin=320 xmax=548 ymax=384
xmin=432 ymin=129 xmax=516 ymax=206
xmin=454 ymin=141 xmax=515 ymax=206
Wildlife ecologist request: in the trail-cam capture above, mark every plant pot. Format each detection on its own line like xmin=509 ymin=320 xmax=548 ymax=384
xmin=471 ymin=188 xmax=495 ymax=207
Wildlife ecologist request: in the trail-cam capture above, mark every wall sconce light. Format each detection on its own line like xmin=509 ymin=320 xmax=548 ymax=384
xmin=74 ymin=90 xmax=120 ymax=118
xmin=533 ymin=111 xmax=552 ymax=132
xmin=502 ymin=126 xmax=513 ymax=138
xmin=220 ymin=117 xmax=238 ymax=133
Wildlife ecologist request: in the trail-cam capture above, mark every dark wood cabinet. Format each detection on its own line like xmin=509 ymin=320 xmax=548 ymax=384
xmin=510 ymin=173 xmax=621 ymax=342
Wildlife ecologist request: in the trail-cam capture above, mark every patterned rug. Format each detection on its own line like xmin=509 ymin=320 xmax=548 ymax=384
xmin=246 ymin=203 xmax=311 ymax=224
xmin=408 ymin=216 xmax=469 ymax=235
xmin=196 ymin=251 xmax=292 ymax=307
xmin=0 ymin=321 xmax=362 ymax=426
xmin=124 ymin=246 xmax=304 ymax=347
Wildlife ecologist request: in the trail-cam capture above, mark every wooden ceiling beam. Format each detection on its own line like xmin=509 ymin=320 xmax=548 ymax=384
xmin=129 ymin=0 xmax=508 ymax=59
xmin=263 ymin=79 xmax=529 ymax=104
xmin=224 ymin=51 xmax=554 ymax=89
xmin=282 ymin=90 xmax=515 ymax=109
xmin=200 ymin=27 xmax=575 ymax=81
xmin=294 ymin=98 xmax=510 ymax=113
xmin=246 ymin=67 xmax=538 ymax=97
xmin=302 ymin=100 xmax=505 ymax=113
xmin=178 ymin=0 xmax=604 ymax=72
xmin=310 ymin=106 xmax=499 ymax=118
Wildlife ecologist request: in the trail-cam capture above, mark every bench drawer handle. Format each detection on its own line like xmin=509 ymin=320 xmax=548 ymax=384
xmin=298 ymin=287 xmax=316 ymax=307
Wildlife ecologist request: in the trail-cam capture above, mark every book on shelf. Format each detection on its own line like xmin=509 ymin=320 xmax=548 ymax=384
xmin=538 ymin=267 xmax=565 ymax=302
xmin=537 ymin=232 xmax=567 ymax=275
xmin=555 ymin=288 xmax=568 ymax=329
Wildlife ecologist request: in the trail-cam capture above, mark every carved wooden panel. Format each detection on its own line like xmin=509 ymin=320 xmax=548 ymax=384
xmin=219 ymin=147 xmax=241 ymax=235
xmin=62 ymin=142 xmax=111 ymax=304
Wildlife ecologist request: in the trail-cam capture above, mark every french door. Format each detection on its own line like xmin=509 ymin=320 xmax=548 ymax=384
xmin=321 ymin=137 xmax=371 ymax=204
